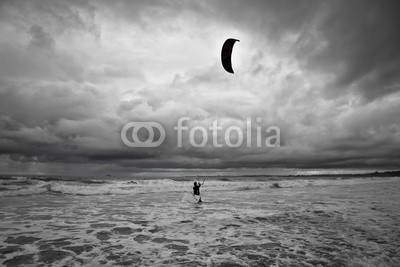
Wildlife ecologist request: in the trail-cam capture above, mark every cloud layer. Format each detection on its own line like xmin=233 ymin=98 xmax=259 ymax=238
xmin=1 ymin=0 xmax=399 ymax=174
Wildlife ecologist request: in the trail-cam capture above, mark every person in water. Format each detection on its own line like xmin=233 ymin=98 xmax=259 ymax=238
xmin=193 ymin=180 xmax=204 ymax=203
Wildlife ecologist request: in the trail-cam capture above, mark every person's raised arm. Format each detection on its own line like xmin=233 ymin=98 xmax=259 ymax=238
xmin=201 ymin=179 xmax=205 ymax=185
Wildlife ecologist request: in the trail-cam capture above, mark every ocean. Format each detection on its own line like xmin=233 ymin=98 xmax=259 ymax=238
xmin=0 ymin=174 xmax=399 ymax=266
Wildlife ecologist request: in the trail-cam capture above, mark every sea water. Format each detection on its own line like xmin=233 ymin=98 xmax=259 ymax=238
xmin=0 ymin=175 xmax=399 ymax=266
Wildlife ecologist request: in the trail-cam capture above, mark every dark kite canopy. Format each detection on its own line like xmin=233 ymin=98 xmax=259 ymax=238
xmin=221 ymin=38 xmax=239 ymax=74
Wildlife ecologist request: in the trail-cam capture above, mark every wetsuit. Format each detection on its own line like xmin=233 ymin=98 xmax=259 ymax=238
xmin=193 ymin=184 xmax=200 ymax=195
xmin=193 ymin=183 xmax=202 ymax=202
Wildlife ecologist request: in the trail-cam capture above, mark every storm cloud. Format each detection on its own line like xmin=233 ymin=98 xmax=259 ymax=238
xmin=0 ymin=0 xmax=399 ymax=174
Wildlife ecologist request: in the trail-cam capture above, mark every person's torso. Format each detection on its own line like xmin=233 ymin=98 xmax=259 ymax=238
xmin=193 ymin=186 xmax=200 ymax=195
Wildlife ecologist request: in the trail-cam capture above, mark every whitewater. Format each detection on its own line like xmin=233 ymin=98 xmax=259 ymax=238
xmin=0 ymin=175 xmax=399 ymax=266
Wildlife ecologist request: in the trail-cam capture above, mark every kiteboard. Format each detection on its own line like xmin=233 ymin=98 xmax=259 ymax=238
xmin=181 ymin=192 xmax=202 ymax=204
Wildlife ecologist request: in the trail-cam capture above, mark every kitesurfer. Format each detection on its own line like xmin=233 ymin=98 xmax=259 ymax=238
xmin=193 ymin=180 xmax=204 ymax=203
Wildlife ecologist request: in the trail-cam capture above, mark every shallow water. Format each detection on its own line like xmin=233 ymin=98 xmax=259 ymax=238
xmin=0 ymin=177 xmax=399 ymax=266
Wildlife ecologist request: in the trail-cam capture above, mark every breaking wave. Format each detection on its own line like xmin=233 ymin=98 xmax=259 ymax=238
xmin=0 ymin=175 xmax=397 ymax=197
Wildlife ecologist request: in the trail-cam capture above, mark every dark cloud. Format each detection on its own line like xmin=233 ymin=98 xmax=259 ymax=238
xmin=190 ymin=0 xmax=400 ymax=101
xmin=302 ymin=0 xmax=400 ymax=101
xmin=0 ymin=0 xmax=399 ymax=174
xmin=0 ymin=0 xmax=99 ymax=38
xmin=28 ymin=25 xmax=55 ymax=51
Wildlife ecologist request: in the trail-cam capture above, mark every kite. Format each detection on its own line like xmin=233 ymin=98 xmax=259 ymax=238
xmin=221 ymin=38 xmax=240 ymax=74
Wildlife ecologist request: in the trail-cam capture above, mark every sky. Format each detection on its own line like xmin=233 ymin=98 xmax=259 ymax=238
xmin=0 ymin=0 xmax=400 ymax=175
